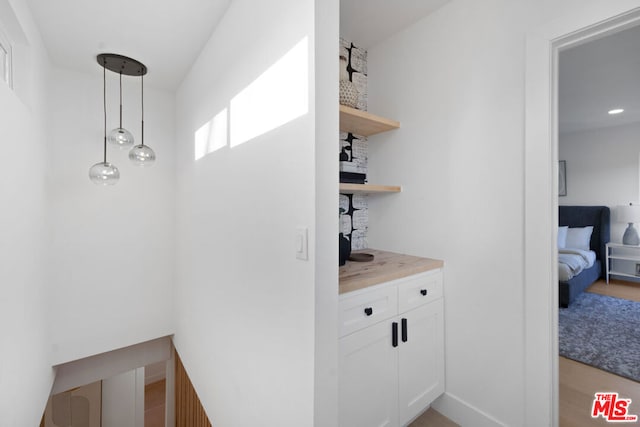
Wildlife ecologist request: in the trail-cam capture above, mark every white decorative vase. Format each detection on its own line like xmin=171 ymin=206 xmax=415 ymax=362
xmin=339 ymin=55 xmax=359 ymax=108
xmin=340 ymin=80 xmax=359 ymax=108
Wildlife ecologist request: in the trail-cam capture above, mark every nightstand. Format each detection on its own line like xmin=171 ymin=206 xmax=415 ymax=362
xmin=605 ymin=242 xmax=640 ymax=284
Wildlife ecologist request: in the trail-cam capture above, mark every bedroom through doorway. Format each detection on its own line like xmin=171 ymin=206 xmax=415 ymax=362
xmin=556 ymin=17 xmax=640 ymax=427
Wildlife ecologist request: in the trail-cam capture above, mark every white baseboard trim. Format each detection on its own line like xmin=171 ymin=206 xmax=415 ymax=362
xmin=432 ymin=392 xmax=508 ymax=427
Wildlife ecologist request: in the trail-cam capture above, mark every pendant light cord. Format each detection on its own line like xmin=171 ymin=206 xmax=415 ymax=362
xmin=119 ymin=71 xmax=123 ymax=128
xmin=103 ymin=60 xmax=107 ymax=163
xmin=141 ymin=73 xmax=145 ymax=147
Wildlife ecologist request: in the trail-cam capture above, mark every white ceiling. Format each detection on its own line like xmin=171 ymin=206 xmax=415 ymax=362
xmin=340 ymin=0 xmax=450 ymax=49
xmin=25 ymin=0 xmax=231 ymax=89
xmin=559 ymin=24 xmax=640 ymax=134
xmin=24 ymin=0 xmax=453 ymax=89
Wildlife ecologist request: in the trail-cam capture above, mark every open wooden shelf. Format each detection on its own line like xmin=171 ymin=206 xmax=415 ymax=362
xmin=339 ymin=183 xmax=402 ymax=194
xmin=339 ymin=105 xmax=400 ymax=136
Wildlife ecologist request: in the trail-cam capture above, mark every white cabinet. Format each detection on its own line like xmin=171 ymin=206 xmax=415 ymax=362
xmin=398 ymin=300 xmax=444 ymax=424
xmin=338 ymin=270 xmax=445 ymax=427
xmin=339 ymin=318 xmax=399 ymax=427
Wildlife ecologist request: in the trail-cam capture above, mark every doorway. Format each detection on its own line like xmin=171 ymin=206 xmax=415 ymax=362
xmin=525 ymin=5 xmax=640 ymax=426
xmin=556 ymin=21 xmax=640 ymax=426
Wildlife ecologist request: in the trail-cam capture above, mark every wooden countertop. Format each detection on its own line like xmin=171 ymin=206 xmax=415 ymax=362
xmin=339 ymin=249 xmax=444 ymax=294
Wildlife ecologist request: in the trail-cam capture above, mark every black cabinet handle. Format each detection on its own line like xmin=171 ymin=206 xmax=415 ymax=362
xmin=392 ymin=322 xmax=398 ymax=347
xmin=402 ymin=318 xmax=408 ymax=342
xmin=420 ymin=289 xmax=428 ymax=296
xmin=364 ymin=307 xmax=373 ymax=316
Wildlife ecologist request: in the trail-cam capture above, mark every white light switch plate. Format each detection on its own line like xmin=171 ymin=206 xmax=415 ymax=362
xmin=296 ymin=227 xmax=308 ymax=260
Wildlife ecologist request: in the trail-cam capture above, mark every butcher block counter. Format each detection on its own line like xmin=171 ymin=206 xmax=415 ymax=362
xmin=338 ymin=248 xmax=444 ymax=294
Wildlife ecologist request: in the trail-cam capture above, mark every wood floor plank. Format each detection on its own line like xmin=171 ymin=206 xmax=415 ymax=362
xmin=587 ymin=278 xmax=640 ymax=302
xmin=409 ymin=408 xmax=459 ymax=427
xmin=145 ymin=379 xmax=166 ymax=427
xmin=145 ymin=379 xmax=166 ymax=409
xmin=560 ymin=357 xmax=640 ymax=427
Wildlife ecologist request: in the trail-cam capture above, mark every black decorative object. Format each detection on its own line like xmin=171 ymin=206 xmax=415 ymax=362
xmin=339 ymin=233 xmax=351 ymax=266
xmin=339 ymin=171 xmax=366 ymax=184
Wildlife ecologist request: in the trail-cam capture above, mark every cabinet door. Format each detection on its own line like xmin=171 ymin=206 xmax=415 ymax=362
xmin=339 ymin=320 xmax=399 ymax=427
xmin=398 ymin=299 xmax=444 ymax=426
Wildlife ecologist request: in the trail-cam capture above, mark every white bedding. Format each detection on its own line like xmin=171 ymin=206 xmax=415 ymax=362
xmin=558 ymin=248 xmax=596 ymax=282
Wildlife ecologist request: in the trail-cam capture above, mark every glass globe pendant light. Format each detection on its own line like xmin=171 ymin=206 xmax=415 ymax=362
xmin=89 ymin=60 xmax=120 ymax=185
xmin=129 ymin=73 xmax=156 ymax=166
xmin=107 ymin=71 xmax=134 ymax=148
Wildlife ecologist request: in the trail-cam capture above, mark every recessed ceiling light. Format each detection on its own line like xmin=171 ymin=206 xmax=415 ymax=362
xmin=608 ymin=108 xmax=624 ymax=115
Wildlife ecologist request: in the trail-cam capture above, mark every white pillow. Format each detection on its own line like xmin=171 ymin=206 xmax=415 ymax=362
xmin=558 ymin=226 xmax=568 ymax=249
xmin=565 ymin=226 xmax=593 ymax=251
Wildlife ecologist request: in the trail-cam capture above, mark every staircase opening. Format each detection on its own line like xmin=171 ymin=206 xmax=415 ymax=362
xmin=40 ymin=337 xmax=174 ymax=427
xmin=39 ymin=338 xmax=214 ymax=427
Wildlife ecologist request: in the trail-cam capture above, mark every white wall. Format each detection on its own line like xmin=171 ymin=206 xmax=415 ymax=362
xmin=0 ymin=0 xmax=55 ymax=424
xmin=46 ymin=65 xmax=176 ymax=365
xmin=559 ymin=123 xmax=640 ymax=242
xmin=365 ymin=1 xmax=618 ymax=425
xmin=173 ymin=0 xmax=325 ymax=426
xmin=313 ymin=0 xmax=339 ymax=425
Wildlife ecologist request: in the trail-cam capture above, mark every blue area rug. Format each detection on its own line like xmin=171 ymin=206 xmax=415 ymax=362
xmin=559 ymin=292 xmax=640 ymax=382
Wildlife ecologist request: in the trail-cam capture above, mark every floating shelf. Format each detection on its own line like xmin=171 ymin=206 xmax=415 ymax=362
xmin=339 ymin=183 xmax=402 ymax=194
xmin=339 ymin=105 xmax=400 ymax=136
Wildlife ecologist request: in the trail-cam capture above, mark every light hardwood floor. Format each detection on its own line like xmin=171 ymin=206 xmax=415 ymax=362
xmin=145 ymin=379 xmax=166 ymax=427
xmin=409 ymin=408 xmax=459 ymax=427
xmin=587 ymin=278 xmax=640 ymax=303
xmin=560 ymin=279 xmax=640 ymax=427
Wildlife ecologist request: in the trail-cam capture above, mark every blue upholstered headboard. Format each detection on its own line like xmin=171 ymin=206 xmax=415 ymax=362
xmin=559 ymin=205 xmax=610 ymax=277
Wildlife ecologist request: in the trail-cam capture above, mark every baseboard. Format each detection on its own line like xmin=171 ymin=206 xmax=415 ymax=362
xmin=432 ymin=392 xmax=508 ymax=427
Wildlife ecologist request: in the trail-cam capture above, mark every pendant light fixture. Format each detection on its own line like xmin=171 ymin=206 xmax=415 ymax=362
xmin=90 ymin=53 xmax=151 ymax=185
xmin=107 ymin=71 xmax=134 ymax=148
xmin=89 ymin=59 xmax=120 ymax=185
xmin=129 ymin=72 xmax=156 ymax=166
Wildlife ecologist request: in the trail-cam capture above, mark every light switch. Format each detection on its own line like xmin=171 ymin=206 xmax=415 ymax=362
xmin=296 ymin=227 xmax=308 ymax=260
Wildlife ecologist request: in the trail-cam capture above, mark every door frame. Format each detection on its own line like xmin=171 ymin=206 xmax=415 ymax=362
xmin=524 ymin=3 xmax=640 ymax=426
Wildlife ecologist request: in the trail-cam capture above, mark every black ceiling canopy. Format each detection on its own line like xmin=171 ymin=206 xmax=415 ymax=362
xmin=97 ymin=53 xmax=147 ymax=76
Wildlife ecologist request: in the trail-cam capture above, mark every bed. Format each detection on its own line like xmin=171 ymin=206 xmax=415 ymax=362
xmin=558 ymin=206 xmax=610 ymax=307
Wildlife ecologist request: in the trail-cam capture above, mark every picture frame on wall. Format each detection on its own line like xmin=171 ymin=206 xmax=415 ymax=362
xmin=559 ymin=160 xmax=567 ymax=197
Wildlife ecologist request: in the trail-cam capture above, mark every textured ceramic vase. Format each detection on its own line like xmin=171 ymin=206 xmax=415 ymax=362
xmin=623 ymin=223 xmax=640 ymax=245
xmin=339 ymin=55 xmax=359 ymax=108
